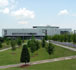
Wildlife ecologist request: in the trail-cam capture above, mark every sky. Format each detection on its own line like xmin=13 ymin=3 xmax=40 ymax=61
xmin=0 ymin=0 xmax=76 ymax=36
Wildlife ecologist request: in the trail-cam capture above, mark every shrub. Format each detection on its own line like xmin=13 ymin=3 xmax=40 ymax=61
xmin=20 ymin=45 xmax=30 ymax=64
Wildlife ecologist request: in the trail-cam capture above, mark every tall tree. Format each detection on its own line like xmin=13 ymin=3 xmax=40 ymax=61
xmin=17 ymin=37 xmax=22 ymax=47
xmin=73 ymin=34 xmax=76 ymax=43
xmin=11 ymin=40 xmax=16 ymax=51
xmin=35 ymin=40 xmax=40 ymax=51
xmin=0 ymin=42 xmax=2 ymax=48
xmin=47 ymin=42 xmax=54 ymax=56
xmin=30 ymin=41 xmax=36 ymax=53
xmin=20 ymin=45 xmax=30 ymax=64
xmin=27 ymin=40 xmax=31 ymax=48
xmin=42 ymin=38 xmax=46 ymax=48
xmin=45 ymin=35 xmax=48 ymax=40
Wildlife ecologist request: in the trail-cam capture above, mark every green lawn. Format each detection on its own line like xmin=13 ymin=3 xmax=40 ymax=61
xmin=0 ymin=44 xmax=76 ymax=66
xmin=1 ymin=59 xmax=76 ymax=70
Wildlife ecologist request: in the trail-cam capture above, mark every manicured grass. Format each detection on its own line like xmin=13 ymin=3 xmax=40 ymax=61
xmin=1 ymin=59 xmax=76 ymax=70
xmin=0 ymin=44 xmax=76 ymax=66
xmin=0 ymin=47 xmax=22 ymax=66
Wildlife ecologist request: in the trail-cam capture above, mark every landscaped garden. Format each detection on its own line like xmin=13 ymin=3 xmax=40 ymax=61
xmin=0 ymin=40 xmax=76 ymax=66
xmin=0 ymin=36 xmax=76 ymax=70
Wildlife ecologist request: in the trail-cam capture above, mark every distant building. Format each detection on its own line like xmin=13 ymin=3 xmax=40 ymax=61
xmin=60 ymin=29 xmax=72 ymax=34
xmin=2 ymin=25 xmax=72 ymax=39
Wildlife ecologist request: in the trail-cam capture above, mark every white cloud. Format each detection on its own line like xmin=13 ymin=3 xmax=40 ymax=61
xmin=0 ymin=0 xmax=16 ymax=10
xmin=0 ymin=0 xmax=16 ymax=14
xmin=58 ymin=9 xmax=69 ymax=15
xmin=0 ymin=8 xmax=10 ymax=14
xmin=3 ymin=8 xmax=10 ymax=14
xmin=18 ymin=21 xmax=28 ymax=24
xmin=0 ymin=0 xmax=9 ymax=7
xmin=11 ymin=8 xmax=35 ymax=19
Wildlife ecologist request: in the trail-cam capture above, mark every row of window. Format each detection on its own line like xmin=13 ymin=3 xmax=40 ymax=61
xmin=12 ymin=33 xmax=37 ymax=36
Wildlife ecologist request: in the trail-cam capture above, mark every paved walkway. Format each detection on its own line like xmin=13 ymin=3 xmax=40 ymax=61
xmin=0 ymin=55 xmax=76 ymax=69
xmin=0 ymin=47 xmax=11 ymax=52
xmin=51 ymin=41 xmax=76 ymax=51
xmin=0 ymin=43 xmax=27 ymax=53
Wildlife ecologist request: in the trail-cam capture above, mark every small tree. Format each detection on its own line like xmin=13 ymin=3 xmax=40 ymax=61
xmin=47 ymin=42 xmax=54 ymax=56
xmin=73 ymin=34 xmax=76 ymax=43
xmin=29 ymin=36 xmax=37 ymax=53
xmin=17 ymin=37 xmax=22 ymax=47
xmin=30 ymin=41 xmax=36 ymax=53
xmin=45 ymin=35 xmax=48 ymax=40
xmin=0 ymin=42 xmax=2 ymax=48
xmin=27 ymin=40 xmax=31 ymax=48
xmin=11 ymin=40 xmax=16 ymax=51
xmin=35 ymin=41 xmax=40 ymax=51
xmin=42 ymin=38 xmax=46 ymax=48
xmin=0 ymin=37 xmax=4 ymax=43
xmin=20 ymin=45 xmax=30 ymax=64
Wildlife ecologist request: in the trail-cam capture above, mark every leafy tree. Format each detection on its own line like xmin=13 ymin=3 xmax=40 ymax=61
xmin=0 ymin=42 xmax=2 ymax=48
xmin=67 ymin=34 xmax=71 ymax=42
xmin=30 ymin=41 xmax=36 ymax=53
xmin=45 ymin=35 xmax=48 ymax=40
xmin=52 ymin=35 xmax=60 ymax=41
xmin=42 ymin=38 xmax=46 ymax=48
xmin=35 ymin=40 xmax=40 ymax=51
xmin=59 ymin=35 xmax=64 ymax=42
xmin=11 ymin=40 xmax=16 ymax=51
xmin=20 ymin=45 xmax=30 ymax=64
xmin=48 ymin=36 xmax=52 ymax=40
xmin=27 ymin=40 xmax=31 ymax=48
xmin=0 ymin=37 xmax=4 ymax=43
xmin=73 ymin=34 xmax=76 ymax=43
xmin=17 ymin=37 xmax=22 ymax=47
xmin=27 ymin=37 xmax=40 ymax=54
xmin=29 ymin=36 xmax=36 ymax=53
xmin=47 ymin=42 xmax=54 ymax=56
xmin=4 ymin=38 xmax=10 ymax=46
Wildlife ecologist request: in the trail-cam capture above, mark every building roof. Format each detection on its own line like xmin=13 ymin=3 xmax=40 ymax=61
xmin=33 ymin=25 xmax=59 ymax=28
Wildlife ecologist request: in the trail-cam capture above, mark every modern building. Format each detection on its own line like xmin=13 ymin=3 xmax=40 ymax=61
xmin=60 ymin=28 xmax=72 ymax=34
xmin=2 ymin=25 xmax=72 ymax=39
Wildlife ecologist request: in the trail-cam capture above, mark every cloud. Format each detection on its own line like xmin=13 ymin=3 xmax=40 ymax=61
xmin=0 ymin=0 xmax=9 ymax=7
xmin=71 ymin=14 xmax=76 ymax=16
xmin=0 ymin=8 xmax=10 ymax=14
xmin=18 ymin=21 xmax=28 ymax=24
xmin=11 ymin=8 xmax=35 ymax=19
xmin=0 ymin=0 xmax=17 ymax=9
xmin=0 ymin=0 xmax=16 ymax=14
xmin=0 ymin=0 xmax=35 ymax=19
xmin=0 ymin=0 xmax=35 ymax=25
xmin=58 ymin=9 xmax=69 ymax=15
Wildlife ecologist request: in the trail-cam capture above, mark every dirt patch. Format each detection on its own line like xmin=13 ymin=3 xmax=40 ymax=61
xmin=31 ymin=53 xmax=38 ymax=58
xmin=11 ymin=52 xmax=16 ymax=55
xmin=20 ymin=64 xmax=31 ymax=68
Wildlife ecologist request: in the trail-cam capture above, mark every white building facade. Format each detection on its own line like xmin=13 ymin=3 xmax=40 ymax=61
xmin=2 ymin=26 xmax=72 ymax=39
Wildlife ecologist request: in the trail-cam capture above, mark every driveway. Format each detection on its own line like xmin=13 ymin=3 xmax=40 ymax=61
xmin=51 ymin=40 xmax=76 ymax=51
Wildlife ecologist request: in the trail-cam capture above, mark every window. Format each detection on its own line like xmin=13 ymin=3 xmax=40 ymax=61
xmin=4 ymin=30 xmax=7 ymax=36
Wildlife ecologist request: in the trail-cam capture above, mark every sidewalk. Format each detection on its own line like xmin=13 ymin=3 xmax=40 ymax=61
xmin=0 ymin=55 xmax=76 ymax=69
xmin=0 ymin=47 xmax=11 ymax=52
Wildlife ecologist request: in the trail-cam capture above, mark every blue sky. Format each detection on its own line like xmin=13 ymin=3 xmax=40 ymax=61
xmin=0 ymin=0 xmax=76 ymax=36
